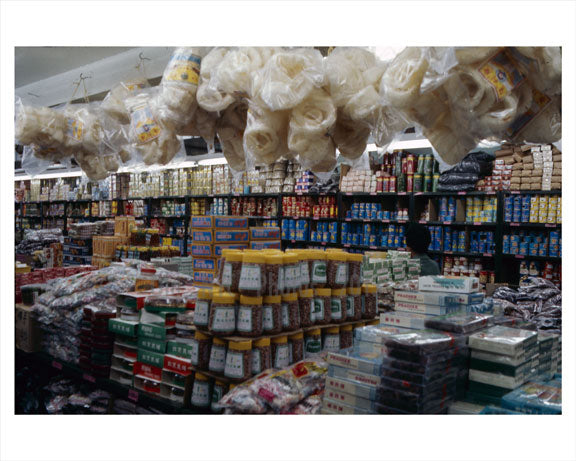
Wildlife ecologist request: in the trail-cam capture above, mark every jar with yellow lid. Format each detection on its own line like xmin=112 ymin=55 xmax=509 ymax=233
xmin=222 ymin=250 xmax=243 ymax=293
xmin=211 ymin=380 xmax=229 ymax=413
xmin=281 ymin=292 xmax=300 ymax=332
xmin=313 ymin=288 xmax=332 ymax=325
xmin=193 ymin=288 xmax=213 ymax=331
xmin=323 ymin=326 xmax=340 ymax=352
xmin=288 ymin=332 xmax=304 ymax=363
xmin=239 ymin=253 xmax=266 ymax=296
xmin=362 ymin=284 xmax=378 ymax=320
xmin=309 ymin=250 xmax=327 ymax=288
xmin=190 ymin=330 xmax=212 ymax=370
xmin=346 ymin=287 xmax=362 ymax=321
xmin=298 ymin=289 xmax=314 ymax=327
xmin=326 ymin=251 xmax=348 ymax=289
xmin=209 ymin=292 xmax=237 ymax=335
xmin=298 ymin=250 xmax=311 ymax=290
xmin=265 ymin=253 xmax=284 ymax=296
xmin=224 ymin=340 xmax=252 ymax=380
xmin=208 ymin=337 xmax=227 ymax=374
xmin=252 ymin=337 xmax=271 ymax=375
xmin=237 ymin=295 xmax=263 ymax=337
xmin=330 ymin=288 xmax=347 ymax=323
xmin=262 ymin=294 xmax=282 ymax=334
xmin=346 ymin=252 xmax=364 ymax=287
xmin=191 ymin=372 xmax=212 ymax=408
xmin=304 ymin=329 xmax=322 ymax=357
xmin=271 ymin=336 xmax=290 ymax=369
xmin=283 ymin=253 xmax=301 ymax=293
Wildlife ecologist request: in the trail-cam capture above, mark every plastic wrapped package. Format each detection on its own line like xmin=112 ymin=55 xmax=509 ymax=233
xmin=21 ymin=144 xmax=55 ymax=177
xmin=332 ymin=111 xmax=371 ymax=160
xmin=508 ymin=92 xmax=561 ymax=144
xmin=179 ymin=106 xmax=218 ymax=152
xmin=216 ymin=101 xmax=248 ymax=172
xmin=243 ymin=103 xmax=290 ymax=166
xmin=15 ymin=102 xmax=69 ymax=151
xmin=384 ymin=331 xmax=468 ymax=356
xmin=501 ymin=379 xmax=561 ymax=414
xmin=453 ymin=47 xmax=500 ymax=65
xmin=255 ymin=48 xmax=325 ymax=111
xmin=292 ymin=133 xmax=337 ymax=174
xmin=424 ymin=313 xmax=493 ymax=334
xmin=196 ymin=47 xmax=235 ymax=112
xmin=101 ymin=79 xmax=148 ymax=124
xmin=514 ymin=47 xmax=561 ymax=96
xmin=468 ymin=326 xmax=538 ymax=356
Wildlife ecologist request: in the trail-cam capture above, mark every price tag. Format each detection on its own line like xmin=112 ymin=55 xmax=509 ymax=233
xmin=370 ymin=192 xmax=377 ymax=196
xmin=510 ymin=222 xmax=520 ymax=227
xmin=346 ymin=193 xmax=352 ymax=196
xmin=363 ymin=219 xmax=370 ymax=222
xmin=321 ymin=242 xmax=327 ymax=246
xmin=291 ymin=240 xmax=296 ymax=243
xmin=415 ymin=192 xmax=423 ymax=196
xmin=83 ymin=373 xmax=96 ymax=383
xmin=128 ymin=389 xmax=139 ymax=402
xmin=398 ymin=192 xmax=407 ymax=196
xmin=382 ymin=219 xmax=390 ymax=223
xmin=545 ymin=224 xmax=555 ymax=228
xmin=443 ymin=221 xmax=451 ymax=225
xmin=296 ymin=192 xmax=303 ymax=196
xmin=51 ymin=361 xmax=63 ymax=370
xmin=458 ymin=191 xmax=467 ymax=195
xmin=474 ymin=222 xmax=482 ymax=226
xmin=369 ymin=246 xmax=377 ymax=250
xmin=515 ymin=255 xmax=524 ymax=259
xmin=345 ymin=218 xmax=351 ymax=222
xmin=343 ymin=244 xmax=351 ymax=248
xmin=445 ymin=251 xmax=453 ymax=255
xmin=398 ymin=220 xmax=406 ymax=224
xmin=483 ymin=253 xmax=492 ymax=257
xmin=511 ymin=191 xmax=520 ymax=195
xmin=419 ymin=220 xmax=427 ymax=224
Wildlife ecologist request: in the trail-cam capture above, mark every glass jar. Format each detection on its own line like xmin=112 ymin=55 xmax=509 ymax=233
xmin=262 ymin=295 xmax=282 ymax=334
xmin=283 ymin=253 xmax=301 ymax=293
xmin=237 ymin=295 xmax=263 ymax=337
xmin=265 ymin=253 xmax=284 ymax=296
xmin=330 ymin=288 xmax=347 ymax=324
xmin=288 ymin=332 xmax=304 ymax=364
xmin=239 ymin=253 xmax=265 ymax=296
xmin=313 ymin=288 xmax=332 ymax=325
xmin=362 ymin=284 xmax=378 ymax=319
xmin=252 ymin=337 xmax=272 ymax=375
xmin=326 ymin=252 xmax=348 ymax=289
xmin=224 ymin=340 xmax=252 ymax=380
xmin=193 ymin=288 xmax=213 ymax=331
xmin=209 ymin=292 xmax=237 ymax=335
xmin=304 ymin=329 xmax=322 ymax=358
xmin=298 ymin=289 xmax=314 ymax=328
xmin=271 ymin=336 xmax=290 ymax=369
xmin=135 ymin=265 xmax=159 ymax=291
xmin=323 ymin=326 xmax=341 ymax=352
xmin=208 ymin=337 xmax=227 ymax=374
xmin=347 ymin=253 xmax=364 ymax=287
xmin=347 ymin=287 xmax=362 ymax=321
xmin=222 ymin=250 xmax=243 ymax=293
xmin=340 ymin=324 xmax=353 ymax=349
xmin=309 ymin=250 xmax=327 ymax=288
xmin=191 ymin=372 xmax=212 ymax=408
xmin=190 ymin=331 xmax=212 ymax=370
xmin=211 ymin=380 xmax=229 ymax=413
xmin=281 ymin=292 xmax=300 ymax=332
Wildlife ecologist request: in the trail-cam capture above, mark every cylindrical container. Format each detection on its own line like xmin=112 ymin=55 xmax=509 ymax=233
xmin=330 ymin=288 xmax=347 ymax=323
xmin=211 ymin=380 xmax=229 ymax=413
xmin=432 ymin=173 xmax=440 ymax=192
xmin=191 ymin=372 xmax=212 ymax=408
xmin=323 ymin=327 xmax=341 ymax=352
xmin=262 ymin=294 xmax=282 ymax=334
xmin=413 ymin=174 xmax=423 ymax=193
xmin=224 ymin=340 xmax=252 ymax=381
xmin=298 ymin=288 xmax=315 ymax=328
xmin=208 ymin=337 xmax=227 ymax=374
xmin=346 ymin=287 xmax=362 ymax=321
xmin=190 ymin=330 xmax=212 ymax=370
xmin=304 ymin=329 xmax=322 ymax=358
xmin=288 ymin=332 xmax=304 ymax=364
xmin=221 ymin=250 xmax=243 ymax=293
xmin=283 ymin=253 xmax=301 ymax=293
xmin=193 ymin=288 xmax=212 ymax=331
xmin=237 ymin=295 xmax=263 ymax=337
xmin=281 ymin=292 xmax=300 ymax=332
xmin=362 ymin=284 xmax=378 ymax=320
xmin=326 ymin=251 xmax=348 ymax=289
xmin=238 ymin=253 xmax=265 ymax=297
xmin=309 ymin=250 xmax=327 ymax=288
xmin=271 ymin=336 xmax=290 ymax=369
xmin=347 ymin=253 xmax=363 ymax=288
xmin=340 ymin=324 xmax=353 ymax=349
xmin=298 ymin=250 xmax=311 ymax=290
xmin=252 ymin=337 xmax=271 ymax=375
xmin=265 ymin=253 xmax=283 ymax=296
xmin=314 ymin=288 xmax=332 ymax=325
xmin=209 ymin=292 xmax=237 ymax=336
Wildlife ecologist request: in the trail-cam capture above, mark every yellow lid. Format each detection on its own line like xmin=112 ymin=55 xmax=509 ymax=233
xmin=213 ymin=292 xmax=238 ymax=304
xmin=195 ymin=372 xmax=209 ymax=381
xmin=282 ymin=292 xmax=298 ymax=302
xmin=299 ymin=289 xmax=314 ymax=298
xmin=272 ymin=336 xmax=287 ymax=344
xmin=327 ymin=252 xmax=347 ymax=262
xmin=221 ymin=249 xmax=234 ymax=258
xmin=265 ymin=254 xmax=284 ymax=264
xmin=229 ymin=383 xmax=237 ymax=390
xmin=254 ymin=337 xmax=271 ymax=347
xmin=340 ymin=324 xmax=353 ymax=332
xmin=226 ymin=251 xmax=243 ymax=262
xmin=307 ymin=328 xmax=321 ymax=336
xmin=240 ymin=295 xmax=263 ymax=305
xmin=194 ymin=331 xmax=210 ymax=341
xmin=354 ymin=322 xmax=366 ymax=328
xmin=346 ymin=253 xmax=364 ymax=262
xmin=362 ymin=284 xmax=377 ymax=293
xmin=264 ymin=295 xmax=282 ymax=304
xmin=283 ymin=253 xmax=299 ymax=264
xmin=332 ymin=288 xmax=347 ymax=296
xmin=298 ymin=250 xmax=312 ymax=260
xmin=147 ymin=228 xmax=159 ymax=234
xmin=212 ymin=286 xmax=222 ymax=293
xmin=347 ymin=287 xmax=361 ymax=296
xmin=215 ymin=379 xmax=227 ymax=387
xmin=325 ymin=327 xmax=340 ymax=334
xmin=197 ymin=288 xmax=213 ymax=300
xmin=243 ymin=253 xmax=265 ymax=264
xmin=288 ymin=332 xmax=304 ymax=340
xmin=213 ymin=337 xmax=226 ymax=346
xmin=315 ymin=288 xmax=331 ymax=296
xmin=229 ymin=340 xmax=252 ymax=351
xmin=309 ymin=250 xmax=326 ymax=260
xmin=366 ymin=319 xmax=380 ymax=326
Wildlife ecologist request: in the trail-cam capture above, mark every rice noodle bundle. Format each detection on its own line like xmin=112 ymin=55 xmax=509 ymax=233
xmin=332 ymin=111 xmax=371 ymax=160
xmin=197 ymin=47 xmax=235 ymax=113
xmin=216 ymin=101 xmax=248 ymax=172
xmin=101 ymin=80 xmax=148 ymax=124
xmin=380 ymin=47 xmax=430 ymax=108
xmin=243 ymin=103 xmax=289 ymax=165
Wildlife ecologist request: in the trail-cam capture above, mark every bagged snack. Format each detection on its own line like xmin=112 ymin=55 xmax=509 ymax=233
xmin=244 ymin=103 xmax=290 ymax=166
xmin=216 ymin=100 xmax=249 ymax=172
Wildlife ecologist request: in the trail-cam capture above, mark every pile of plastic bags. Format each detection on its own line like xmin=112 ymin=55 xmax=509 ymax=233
xmin=16 ymin=228 xmax=63 ymax=255
xmin=16 ymin=46 xmax=562 ymax=180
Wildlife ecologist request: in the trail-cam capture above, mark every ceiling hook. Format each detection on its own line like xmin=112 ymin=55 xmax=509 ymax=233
xmin=139 ymin=52 xmax=151 ymax=61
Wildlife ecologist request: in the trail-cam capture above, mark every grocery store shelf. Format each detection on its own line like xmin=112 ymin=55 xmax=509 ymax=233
xmin=429 ymin=250 xmax=495 ymax=258
xmin=505 ymin=190 xmax=562 ymax=196
xmin=419 ymin=221 xmax=497 ymax=227
xmin=502 ymin=254 xmax=561 ymax=262
xmin=504 ymin=222 xmax=561 ymax=228
xmin=150 ymin=215 xmax=187 ymax=219
xmin=343 ymin=218 xmax=409 ymax=225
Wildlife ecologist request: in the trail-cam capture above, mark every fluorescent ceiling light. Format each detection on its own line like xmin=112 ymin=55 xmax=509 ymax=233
xmin=15 ymin=170 xmax=84 ymax=181
xmin=198 ymin=157 xmax=227 ymax=166
xmin=388 ymin=139 xmax=433 ymax=150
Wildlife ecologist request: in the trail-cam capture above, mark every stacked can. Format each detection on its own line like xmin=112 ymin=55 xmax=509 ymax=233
xmin=470 ymin=231 xmax=495 ymax=254
xmin=427 ymin=226 xmax=442 ymax=251
xmin=521 ymin=195 xmax=531 ymax=223
xmin=512 ymin=195 xmax=522 ymax=222
xmin=504 ymin=196 xmax=513 ymax=222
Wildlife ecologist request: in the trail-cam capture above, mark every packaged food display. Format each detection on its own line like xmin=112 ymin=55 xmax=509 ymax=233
xmin=340 ymin=325 xmax=354 ymax=349
xmin=221 ymin=251 xmax=243 ymax=293
xmin=330 ymin=288 xmax=347 ymax=323
xmin=384 ymin=331 xmax=468 ymax=356
xmin=191 ymin=372 xmax=212 ymax=408
xmin=209 ymin=292 xmax=237 ymax=335
xmin=264 ymin=253 xmax=283 ymax=296
xmin=224 ymin=340 xmax=252 ymax=380
xmin=298 ymin=251 xmax=311 ymax=290
xmin=262 ymin=295 xmax=282 ymax=334
xmin=252 ymin=338 xmax=272 ymax=375
xmin=238 ymin=253 xmax=265 ymax=296
xmin=272 ymin=336 xmax=290 ymax=368
xmin=313 ymin=288 xmax=331 ymax=325
xmin=501 ymin=379 xmax=562 ymax=414
xmin=193 ymin=288 xmax=212 ymax=331
xmin=237 ymin=295 xmax=263 ymax=337
xmin=347 ymin=287 xmax=362 ymax=321
xmin=424 ymin=313 xmax=493 ymax=334
xmin=208 ymin=337 xmax=227 ymax=374
xmin=468 ymin=326 xmax=538 ymax=356
xmin=361 ymin=284 xmax=378 ymax=319
xmin=288 ymin=332 xmax=304 ymax=363
xmin=211 ymin=380 xmax=229 ymax=413
xmin=304 ymin=329 xmax=322 ymax=358
xmin=281 ymin=292 xmax=300 ymax=332
xmin=190 ymin=330 xmax=212 ymax=370
xmin=326 ymin=252 xmax=348 ymax=289
xmin=323 ymin=327 xmax=341 ymax=352
xmin=309 ymin=250 xmax=327 ymax=288
xmin=298 ymin=289 xmax=314 ymax=328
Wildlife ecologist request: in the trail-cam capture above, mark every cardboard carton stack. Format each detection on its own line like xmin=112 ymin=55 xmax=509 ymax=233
xmin=248 ymin=226 xmax=281 ymax=250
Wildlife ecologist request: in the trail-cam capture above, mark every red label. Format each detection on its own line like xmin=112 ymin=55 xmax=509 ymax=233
xmin=164 ymin=355 xmax=192 ymax=375
xmin=321 ymin=242 xmax=327 ymax=246
xmin=511 ymin=223 xmax=520 ymax=227
xmin=545 ymin=224 xmax=555 ymax=228
xmin=83 ymin=373 xmax=96 ymax=383
xmin=133 ymin=361 xmax=163 ymax=381
xmin=257 ymin=387 xmax=276 ymax=403
xmin=443 ymin=221 xmax=451 ymax=225
xmin=474 ymin=222 xmax=481 ymax=226
xmin=515 ymin=255 xmax=524 ymax=259
xmin=458 ymin=191 xmax=466 ymax=195
xmin=369 ymin=246 xmax=377 ymax=250
xmin=483 ymin=253 xmax=492 ymax=257
xmin=52 ymin=361 xmax=62 ymax=370
xmin=291 ymin=240 xmax=295 ymax=243
xmin=128 ymin=389 xmax=139 ymax=402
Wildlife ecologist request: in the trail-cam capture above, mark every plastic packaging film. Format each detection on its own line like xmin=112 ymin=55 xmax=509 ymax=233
xmin=243 ymin=103 xmax=290 ymax=167
xmin=216 ymin=101 xmax=249 ymax=172
xmin=101 ymin=79 xmax=149 ymax=125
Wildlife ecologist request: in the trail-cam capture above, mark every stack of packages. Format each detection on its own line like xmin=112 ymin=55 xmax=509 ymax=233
xmin=465 ymin=326 xmax=538 ymax=407
xmin=151 ymin=256 xmax=193 ymax=277
xmin=78 ymin=306 xmax=116 ymax=378
xmin=536 ymin=332 xmax=560 ymax=378
xmin=498 ymin=374 xmax=562 ymax=414
xmin=63 ymin=236 xmax=93 ymax=267
xmin=340 ymin=169 xmax=377 ymax=193
xmin=188 ymin=216 xmax=250 ymax=287
xmin=108 ymin=312 xmax=139 ymax=387
xmin=248 ymin=226 xmax=281 ymax=251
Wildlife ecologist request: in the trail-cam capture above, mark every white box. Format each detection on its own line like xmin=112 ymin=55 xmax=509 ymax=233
xmin=379 ymin=311 xmax=430 ymax=330
xmin=418 ymin=276 xmax=480 ymax=293
xmin=394 ymin=301 xmax=465 ymax=316
xmin=394 ymin=290 xmax=461 ymax=306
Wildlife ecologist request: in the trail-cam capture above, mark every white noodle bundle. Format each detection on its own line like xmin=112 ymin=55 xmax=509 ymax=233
xmin=380 ymin=47 xmax=430 ymax=108
xmin=197 ymin=47 xmax=235 ymax=113
xmin=101 ymin=80 xmax=148 ymax=124
xmin=243 ymin=103 xmax=289 ymax=165
xmin=332 ymin=111 xmax=371 ymax=160
xmin=15 ymin=105 xmax=68 ymax=151
xmin=216 ymin=102 xmax=248 ymax=172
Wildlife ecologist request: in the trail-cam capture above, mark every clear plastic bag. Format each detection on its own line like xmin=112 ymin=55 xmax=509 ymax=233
xmin=332 ymin=110 xmax=371 ymax=160
xmin=179 ymin=106 xmax=218 ymax=153
xmin=243 ymin=102 xmax=290 ymax=167
xmin=216 ymin=100 xmax=248 ymax=172
xmin=101 ymin=79 xmax=149 ymax=124
xmin=21 ymin=145 xmax=56 ymax=176
xmin=196 ymin=47 xmax=235 ymax=113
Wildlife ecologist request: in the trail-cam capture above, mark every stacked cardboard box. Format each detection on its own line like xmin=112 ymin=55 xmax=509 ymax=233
xmin=248 ymin=226 xmax=281 ymax=250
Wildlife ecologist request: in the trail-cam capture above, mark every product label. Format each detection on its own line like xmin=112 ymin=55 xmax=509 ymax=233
xmin=252 ymin=349 xmax=262 ymax=374
xmin=236 ymin=306 xmax=253 ymax=333
xmin=335 ymin=263 xmax=348 ymax=285
xmin=208 ymin=345 xmax=226 ymax=373
xmin=281 ymin=303 xmax=290 ymax=328
xmin=221 ymin=263 xmax=233 ymax=288
xmin=300 ymin=262 xmax=310 ymax=287
xmin=479 ymin=48 xmax=526 ymax=100
xmin=131 ymin=105 xmax=161 ymax=144
xmin=311 ymin=261 xmax=327 ymax=283
xmin=211 ymin=306 xmax=236 ymax=333
xmin=191 ymin=381 xmax=210 ymax=407
xmin=313 ymin=298 xmax=324 ymax=322
xmin=278 ymin=266 xmax=285 ymax=292
xmin=331 ymin=298 xmax=343 ymax=320
xmin=324 ymin=335 xmax=340 ymax=352
xmin=274 ymin=344 xmax=290 ymax=368
xmin=194 ymin=300 xmax=210 ymax=326
xmin=262 ymin=305 xmax=274 ymax=331
xmin=238 ymin=265 xmax=262 ymax=291
xmin=305 ymin=337 xmax=322 ymax=355
xmin=164 ymin=52 xmax=201 ymax=85
xmin=189 ymin=339 xmax=199 ymax=365
xmin=66 ymin=118 xmax=83 ymax=141
xmin=211 ymin=386 xmax=224 ymax=410
xmin=224 ymin=350 xmax=245 ymax=379
xmin=346 ymin=296 xmax=354 ymax=318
